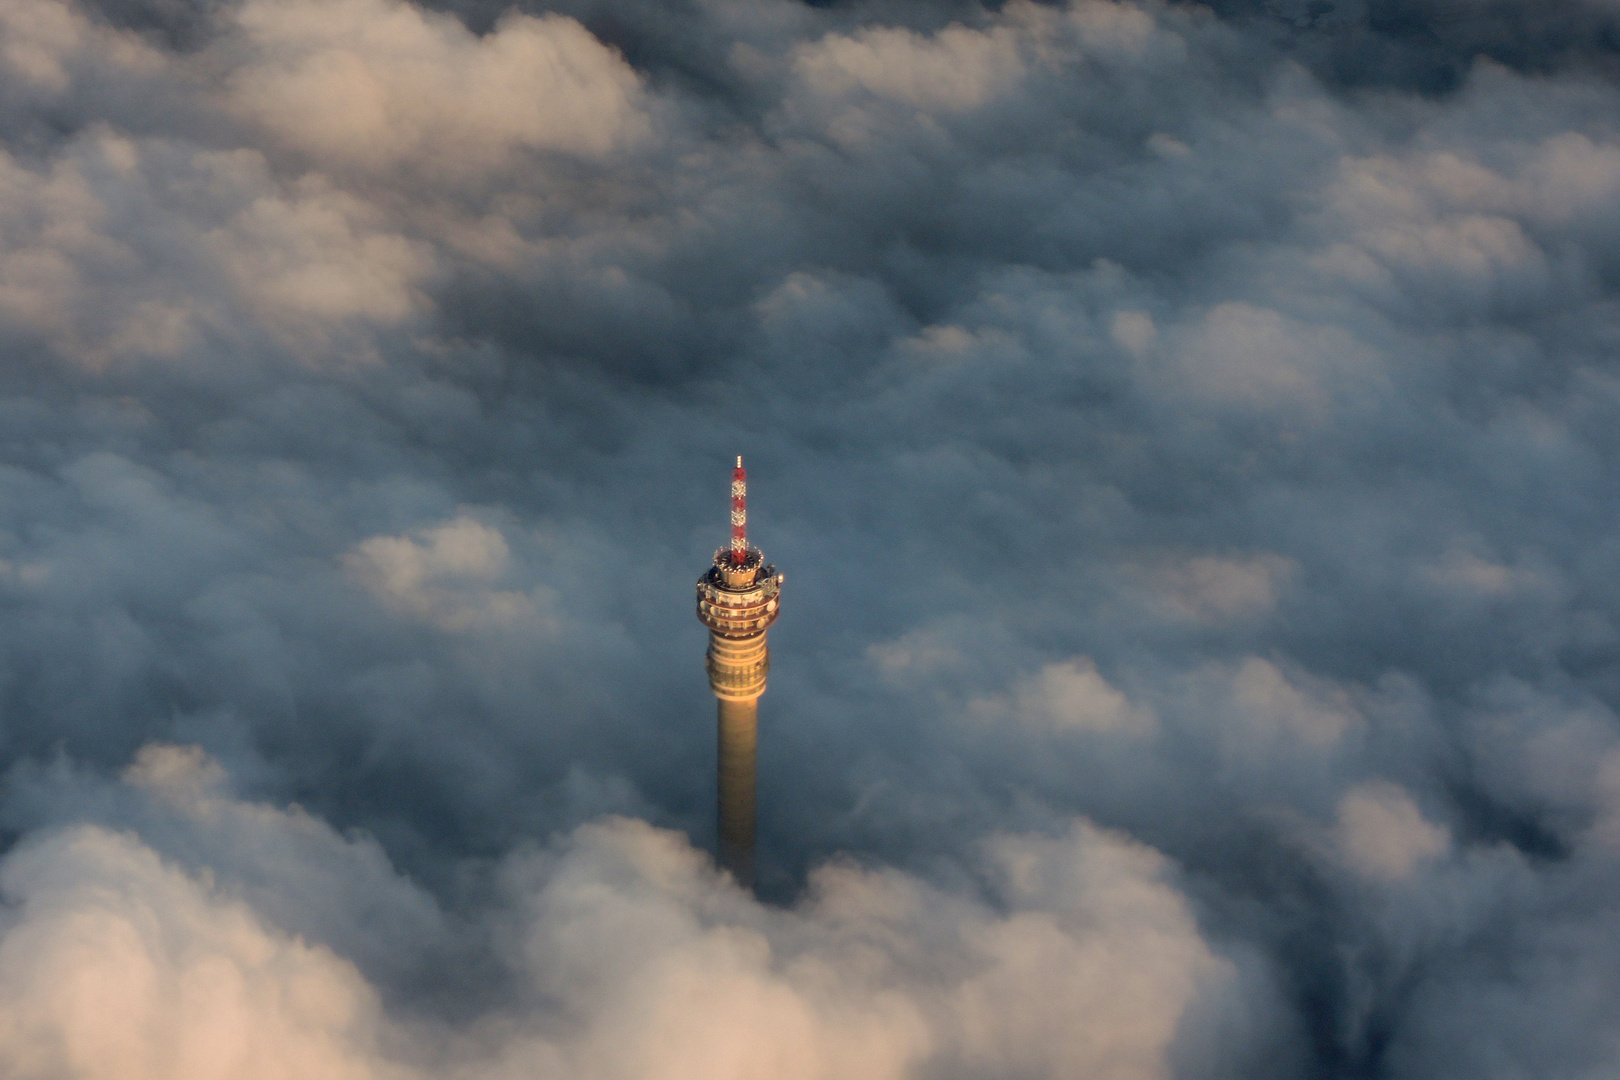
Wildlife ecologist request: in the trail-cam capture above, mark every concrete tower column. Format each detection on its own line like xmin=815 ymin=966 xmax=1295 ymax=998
xmin=715 ymin=697 xmax=758 ymax=884
xmin=696 ymin=458 xmax=781 ymax=888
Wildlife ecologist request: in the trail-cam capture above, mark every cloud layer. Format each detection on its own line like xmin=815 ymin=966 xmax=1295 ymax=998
xmin=0 ymin=746 xmax=1257 ymax=1080
xmin=0 ymin=0 xmax=1618 ymax=1075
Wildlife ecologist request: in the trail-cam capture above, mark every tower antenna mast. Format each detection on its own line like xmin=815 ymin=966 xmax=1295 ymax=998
xmin=731 ymin=456 xmax=747 ymax=567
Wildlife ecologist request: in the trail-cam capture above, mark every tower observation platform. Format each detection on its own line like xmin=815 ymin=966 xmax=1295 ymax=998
xmin=696 ymin=457 xmax=782 ymax=887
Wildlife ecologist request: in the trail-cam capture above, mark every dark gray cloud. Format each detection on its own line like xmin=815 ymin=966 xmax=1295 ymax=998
xmin=0 ymin=0 xmax=1617 ymax=1076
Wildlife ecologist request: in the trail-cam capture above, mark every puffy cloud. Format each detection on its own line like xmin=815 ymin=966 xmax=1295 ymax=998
xmin=1216 ymin=656 xmax=1361 ymax=751
xmin=972 ymin=657 xmax=1158 ymax=736
xmin=0 ymin=827 xmax=398 ymax=1080
xmin=498 ymin=815 xmax=1240 ymax=1080
xmin=206 ymin=169 xmax=435 ymax=329
xmin=1137 ymin=552 xmax=1298 ymax=623
xmin=1333 ymin=780 xmax=1451 ymax=881
xmin=343 ymin=515 xmax=554 ymax=632
xmin=224 ymin=0 xmax=648 ymax=177
xmin=0 ymin=0 xmax=162 ymax=95
xmin=793 ymin=22 xmax=1027 ymax=113
xmin=1148 ymin=302 xmax=1386 ymax=415
xmin=0 ymin=747 xmax=1257 ymax=1080
xmin=0 ymin=128 xmax=434 ymax=366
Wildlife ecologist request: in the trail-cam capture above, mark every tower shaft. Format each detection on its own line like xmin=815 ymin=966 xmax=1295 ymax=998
xmin=716 ymin=697 xmax=757 ymax=886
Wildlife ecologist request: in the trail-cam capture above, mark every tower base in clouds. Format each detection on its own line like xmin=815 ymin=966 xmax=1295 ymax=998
xmin=716 ymin=697 xmax=758 ymax=886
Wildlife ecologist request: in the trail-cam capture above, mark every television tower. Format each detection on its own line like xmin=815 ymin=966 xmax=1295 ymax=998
xmin=696 ymin=456 xmax=782 ymax=887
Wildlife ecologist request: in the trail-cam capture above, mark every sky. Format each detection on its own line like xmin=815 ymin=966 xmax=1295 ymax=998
xmin=0 ymin=0 xmax=1618 ymax=1076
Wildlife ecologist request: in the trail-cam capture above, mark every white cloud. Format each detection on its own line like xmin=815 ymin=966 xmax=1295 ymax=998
xmin=1018 ymin=658 xmax=1157 ymax=736
xmin=0 ymin=826 xmax=401 ymax=1080
xmin=0 ymin=748 xmax=1251 ymax=1080
xmin=0 ymin=0 xmax=163 ymax=94
xmin=0 ymin=131 xmax=437 ymax=366
xmin=225 ymin=0 xmax=648 ymax=177
xmin=1519 ymin=133 xmax=1620 ymax=224
xmin=788 ymin=0 xmax=1180 ymax=135
xmin=1230 ymin=657 xmax=1358 ymax=747
xmin=343 ymin=516 xmax=556 ymax=633
xmin=961 ymin=657 xmax=1156 ymax=737
xmin=1064 ymin=0 xmax=1163 ymax=55
xmin=1189 ymin=656 xmax=1363 ymax=760
xmin=1418 ymin=546 xmax=1559 ymax=602
xmin=1151 ymin=303 xmax=1384 ymax=414
xmin=793 ymin=22 xmax=1026 ymax=112
xmin=207 ymin=166 xmax=435 ymax=330
xmin=1141 ymin=553 xmax=1297 ymax=623
xmin=495 ymin=816 xmax=1236 ymax=1080
xmin=1111 ymin=310 xmax=1157 ymax=356
xmin=1334 ymin=781 xmax=1451 ymax=881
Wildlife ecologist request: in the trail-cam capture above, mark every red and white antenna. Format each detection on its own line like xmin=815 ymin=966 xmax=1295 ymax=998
xmin=731 ymin=456 xmax=747 ymax=565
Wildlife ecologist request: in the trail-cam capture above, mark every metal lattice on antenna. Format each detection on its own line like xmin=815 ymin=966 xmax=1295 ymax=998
xmin=730 ymin=456 xmax=747 ymax=566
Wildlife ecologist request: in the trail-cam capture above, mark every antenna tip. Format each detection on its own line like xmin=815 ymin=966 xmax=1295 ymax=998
xmin=736 ymin=455 xmax=743 ymax=468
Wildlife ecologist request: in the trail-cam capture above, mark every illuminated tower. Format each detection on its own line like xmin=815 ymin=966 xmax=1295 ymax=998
xmin=695 ymin=457 xmax=782 ymax=887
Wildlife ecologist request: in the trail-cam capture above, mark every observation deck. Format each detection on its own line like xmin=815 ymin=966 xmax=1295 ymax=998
xmin=696 ymin=548 xmax=783 ymax=700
